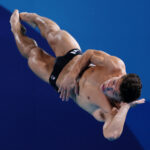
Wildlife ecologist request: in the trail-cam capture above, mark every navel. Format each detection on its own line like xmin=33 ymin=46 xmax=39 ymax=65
xmin=87 ymin=96 xmax=90 ymax=100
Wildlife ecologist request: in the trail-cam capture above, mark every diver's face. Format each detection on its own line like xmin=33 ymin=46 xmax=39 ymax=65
xmin=101 ymin=77 xmax=122 ymax=101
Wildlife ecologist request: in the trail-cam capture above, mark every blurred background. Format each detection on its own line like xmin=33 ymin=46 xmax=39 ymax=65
xmin=0 ymin=0 xmax=150 ymax=149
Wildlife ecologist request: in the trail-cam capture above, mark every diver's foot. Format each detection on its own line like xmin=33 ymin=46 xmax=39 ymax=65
xmin=20 ymin=12 xmax=37 ymax=28
xmin=10 ymin=9 xmax=27 ymax=35
xmin=10 ymin=9 xmax=21 ymax=33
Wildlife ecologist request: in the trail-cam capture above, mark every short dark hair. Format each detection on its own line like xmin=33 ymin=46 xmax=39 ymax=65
xmin=119 ymin=73 xmax=142 ymax=103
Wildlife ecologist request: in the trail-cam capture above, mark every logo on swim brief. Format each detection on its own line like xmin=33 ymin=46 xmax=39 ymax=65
xmin=70 ymin=49 xmax=79 ymax=54
xmin=51 ymin=75 xmax=56 ymax=80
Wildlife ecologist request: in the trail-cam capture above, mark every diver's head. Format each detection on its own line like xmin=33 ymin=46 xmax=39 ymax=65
xmin=101 ymin=73 xmax=142 ymax=103
xmin=119 ymin=73 xmax=142 ymax=103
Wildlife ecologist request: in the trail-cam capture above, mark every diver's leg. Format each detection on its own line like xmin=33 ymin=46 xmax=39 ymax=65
xmin=10 ymin=10 xmax=55 ymax=83
xmin=20 ymin=12 xmax=81 ymax=57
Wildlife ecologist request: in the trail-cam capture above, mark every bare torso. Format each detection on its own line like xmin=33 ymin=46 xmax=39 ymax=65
xmin=56 ymin=55 xmax=124 ymax=116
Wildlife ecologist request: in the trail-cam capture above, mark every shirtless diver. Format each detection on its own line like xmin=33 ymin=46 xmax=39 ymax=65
xmin=10 ymin=10 xmax=145 ymax=141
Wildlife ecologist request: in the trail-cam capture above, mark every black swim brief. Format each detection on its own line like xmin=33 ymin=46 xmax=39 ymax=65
xmin=49 ymin=49 xmax=82 ymax=91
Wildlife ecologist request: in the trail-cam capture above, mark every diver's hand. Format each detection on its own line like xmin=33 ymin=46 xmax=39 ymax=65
xmin=120 ymin=98 xmax=145 ymax=108
xmin=58 ymin=74 xmax=79 ymax=101
xmin=129 ymin=98 xmax=145 ymax=107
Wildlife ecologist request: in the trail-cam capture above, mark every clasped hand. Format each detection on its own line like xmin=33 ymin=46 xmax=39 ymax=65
xmin=111 ymin=98 xmax=145 ymax=116
xmin=121 ymin=98 xmax=145 ymax=107
xmin=58 ymin=74 xmax=79 ymax=101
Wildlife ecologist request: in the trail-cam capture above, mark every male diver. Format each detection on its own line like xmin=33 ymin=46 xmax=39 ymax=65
xmin=10 ymin=10 xmax=145 ymax=141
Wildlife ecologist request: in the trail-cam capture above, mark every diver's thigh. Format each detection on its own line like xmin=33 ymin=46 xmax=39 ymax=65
xmin=47 ymin=30 xmax=81 ymax=57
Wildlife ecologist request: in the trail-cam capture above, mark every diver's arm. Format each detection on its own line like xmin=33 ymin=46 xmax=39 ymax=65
xmin=69 ymin=49 xmax=125 ymax=80
xmin=103 ymin=104 xmax=130 ymax=140
xmin=69 ymin=49 xmax=107 ymax=79
xmin=103 ymin=98 xmax=145 ymax=141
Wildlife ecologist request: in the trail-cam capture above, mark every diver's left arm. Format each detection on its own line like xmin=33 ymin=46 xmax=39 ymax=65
xmin=103 ymin=98 xmax=145 ymax=141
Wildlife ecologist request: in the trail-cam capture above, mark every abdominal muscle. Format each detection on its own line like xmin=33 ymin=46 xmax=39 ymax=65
xmin=73 ymin=94 xmax=100 ymax=114
xmin=70 ymin=66 xmax=117 ymax=118
xmin=69 ymin=69 xmax=106 ymax=115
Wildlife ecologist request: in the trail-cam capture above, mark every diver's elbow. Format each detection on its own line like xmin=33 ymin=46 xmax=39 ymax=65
xmin=103 ymin=130 xmax=121 ymax=141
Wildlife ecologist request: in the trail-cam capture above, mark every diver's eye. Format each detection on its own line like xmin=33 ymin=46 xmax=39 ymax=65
xmin=107 ymin=88 xmax=113 ymax=91
xmin=113 ymin=92 xmax=118 ymax=97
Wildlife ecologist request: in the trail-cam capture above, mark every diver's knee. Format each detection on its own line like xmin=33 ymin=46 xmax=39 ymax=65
xmin=28 ymin=46 xmax=41 ymax=58
xmin=47 ymin=29 xmax=62 ymax=45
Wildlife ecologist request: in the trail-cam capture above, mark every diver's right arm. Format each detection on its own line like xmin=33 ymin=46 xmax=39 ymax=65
xmin=102 ymin=98 xmax=145 ymax=141
xmin=68 ymin=49 xmax=125 ymax=80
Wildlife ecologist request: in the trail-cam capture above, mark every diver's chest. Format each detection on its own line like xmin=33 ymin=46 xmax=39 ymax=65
xmin=75 ymin=81 xmax=104 ymax=112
